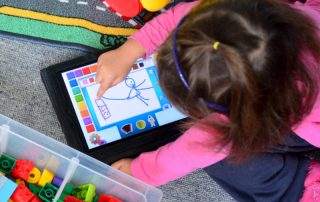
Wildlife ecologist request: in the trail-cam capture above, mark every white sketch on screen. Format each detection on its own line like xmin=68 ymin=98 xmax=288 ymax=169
xmin=101 ymin=77 xmax=153 ymax=106
xmin=95 ymin=99 xmax=111 ymax=120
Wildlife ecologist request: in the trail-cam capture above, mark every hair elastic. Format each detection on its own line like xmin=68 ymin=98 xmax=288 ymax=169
xmin=172 ymin=17 xmax=228 ymax=112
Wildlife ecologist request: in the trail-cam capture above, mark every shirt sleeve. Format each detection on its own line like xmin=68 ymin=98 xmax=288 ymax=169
xmin=129 ymin=1 xmax=199 ymax=57
xmin=293 ymin=107 xmax=320 ymax=147
xmin=293 ymin=0 xmax=320 ymax=28
xmin=292 ymin=0 xmax=320 ymax=147
xmin=131 ymin=123 xmax=230 ymax=186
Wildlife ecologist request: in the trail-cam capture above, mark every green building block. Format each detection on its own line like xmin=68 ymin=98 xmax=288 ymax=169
xmin=93 ymin=195 xmax=99 ymax=202
xmin=64 ymin=183 xmax=74 ymax=194
xmin=27 ymin=183 xmax=42 ymax=195
xmin=0 ymin=154 xmax=16 ymax=174
xmin=59 ymin=183 xmax=74 ymax=201
xmin=73 ymin=184 xmax=96 ymax=202
xmin=39 ymin=183 xmax=58 ymax=202
xmin=58 ymin=193 xmax=68 ymax=201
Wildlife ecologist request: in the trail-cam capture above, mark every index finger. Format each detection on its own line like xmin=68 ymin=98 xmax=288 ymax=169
xmin=96 ymin=79 xmax=113 ymax=98
xmin=95 ymin=64 xmax=103 ymax=83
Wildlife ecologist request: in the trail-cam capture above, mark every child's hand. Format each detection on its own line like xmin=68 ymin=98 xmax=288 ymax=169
xmin=111 ymin=158 xmax=133 ymax=176
xmin=96 ymin=50 xmax=133 ymax=97
xmin=96 ymin=39 xmax=145 ymax=98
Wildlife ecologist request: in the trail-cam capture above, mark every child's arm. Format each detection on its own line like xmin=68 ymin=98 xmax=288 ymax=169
xmin=96 ymin=1 xmax=199 ymax=97
xmin=129 ymin=1 xmax=199 ymax=57
xmin=130 ymin=123 xmax=230 ymax=186
xmin=112 ymin=115 xmax=230 ymax=186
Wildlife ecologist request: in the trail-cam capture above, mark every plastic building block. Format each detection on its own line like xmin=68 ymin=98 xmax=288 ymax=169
xmin=39 ymin=183 xmax=58 ymax=202
xmin=104 ymin=0 xmax=143 ymax=18
xmin=28 ymin=167 xmax=41 ymax=184
xmin=30 ymin=196 xmax=43 ymax=202
xmin=73 ymin=184 xmax=96 ymax=202
xmin=97 ymin=194 xmax=123 ymax=202
xmin=59 ymin=183 xmax=74 ymax=201
xmin=0 ymin=175 xmax=18 ymax=202
xmin=59 ymin=193 xmax=69 ymax=201
xmin=0 ymin=154 xmax=16 ymax=174
xmin=64 ymin=195 xmax=83 ymax=202
xmin=52 ymin=176 xmax=63 ymax=187
xmin=11 ymin=184 xmax=34 ymax=202
xmin=64 ymin=183 xmax=74 ymax=194
xmin=38 ymin=168 xmax=54 ymax=187
xmin=11 ymin=160 xmax=35 ymax=181
xmin=16 ymin=178 xmax=26 ymax=185
xmin=140 ymin=0 xmax=170 ymax=12
xmin=27 ymin=183 xmax=42 ymax=195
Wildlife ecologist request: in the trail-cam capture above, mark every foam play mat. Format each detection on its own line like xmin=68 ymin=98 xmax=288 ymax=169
xmin=0 ymin=0 xmax=137 ymax=51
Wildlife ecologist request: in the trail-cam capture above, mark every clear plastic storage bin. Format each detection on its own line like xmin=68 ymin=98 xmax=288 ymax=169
xmin=0 ymin=114 xmax=162 ymax=202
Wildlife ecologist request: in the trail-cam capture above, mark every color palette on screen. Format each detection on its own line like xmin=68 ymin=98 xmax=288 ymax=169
xmin=65 ymin=64 xmax=97 ymax=134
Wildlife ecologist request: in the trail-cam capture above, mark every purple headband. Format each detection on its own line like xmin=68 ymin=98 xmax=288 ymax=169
xmin=172 ymin=17 xmax=228 ymax=112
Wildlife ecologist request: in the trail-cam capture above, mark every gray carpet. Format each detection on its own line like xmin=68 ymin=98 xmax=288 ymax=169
xmin=0 ymin=35 xmax=236 ymax=201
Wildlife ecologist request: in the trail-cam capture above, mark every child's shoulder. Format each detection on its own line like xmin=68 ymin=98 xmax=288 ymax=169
xmin=292 ymin=0 xmax=320 ymax=29
xmin=170 ymin=0 xmax=200 ymax=16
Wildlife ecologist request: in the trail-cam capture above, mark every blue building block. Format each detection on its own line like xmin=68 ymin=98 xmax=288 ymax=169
xmin=0 ymin=175 xmax=18 ymax=202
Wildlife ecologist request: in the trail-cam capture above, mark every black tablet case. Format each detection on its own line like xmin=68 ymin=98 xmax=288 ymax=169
xmin=40 ymin=53 xmax=183 ymax=164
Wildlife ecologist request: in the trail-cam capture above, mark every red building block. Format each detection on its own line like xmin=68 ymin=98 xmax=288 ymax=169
xmin=11 ymin=160 xmax=35 ymax=181
xmin=103 ymin=0 xmax=143 ymax=18
xmin=98 ymin=194 xmax=123 ymax=202
xmin=64 ymin=195 xmax=83 ymax=202
xmin=11 ymin=184 xmax=34 ymax=202
xmin=30 ymin=196 xmax=43 ymax=202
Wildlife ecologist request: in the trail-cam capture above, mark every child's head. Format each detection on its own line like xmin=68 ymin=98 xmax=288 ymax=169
xmin=157 ymin=0 xmax=320 ymax=160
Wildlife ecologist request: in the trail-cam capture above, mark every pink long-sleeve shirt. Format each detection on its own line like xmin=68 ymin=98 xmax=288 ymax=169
xmin=130 ymin=0 xmax=320 ymax=186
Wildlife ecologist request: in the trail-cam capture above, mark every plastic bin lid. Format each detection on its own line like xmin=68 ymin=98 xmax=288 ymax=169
xmin=105 ymin=0 xmax=143 ymax=18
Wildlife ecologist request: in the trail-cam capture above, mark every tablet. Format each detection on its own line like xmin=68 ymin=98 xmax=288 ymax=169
xmin=41 ymin=53 xmax=187 ymax=163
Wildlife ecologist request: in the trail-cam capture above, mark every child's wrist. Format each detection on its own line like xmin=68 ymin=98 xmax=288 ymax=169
xmin=120 ymin=38 xmax=145 ymax=60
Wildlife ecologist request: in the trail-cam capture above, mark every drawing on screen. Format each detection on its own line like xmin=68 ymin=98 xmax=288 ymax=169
xmin=95 ymin=99 xmax=111 ymax=120
xmin=101 ymin=77 xmax=153 ymax=106
xmin=85 ymin=70 xmax=160 ymax=129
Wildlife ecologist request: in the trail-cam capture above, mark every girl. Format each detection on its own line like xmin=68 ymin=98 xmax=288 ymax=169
xmin=96 ymin=0 xmax=320 ymax=201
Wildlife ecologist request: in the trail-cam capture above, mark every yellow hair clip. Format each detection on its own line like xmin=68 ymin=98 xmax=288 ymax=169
xmin=213 ymin=41 xmax=220 ymax=50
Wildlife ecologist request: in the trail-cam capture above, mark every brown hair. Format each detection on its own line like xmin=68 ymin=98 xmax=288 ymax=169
xmin=157 ymin=0 xmax=320 ymax=161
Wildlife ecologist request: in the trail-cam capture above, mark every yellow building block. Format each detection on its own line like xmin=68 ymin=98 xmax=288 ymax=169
xmin=16 ymin=178 xmax=25 ymax=185
xmin=37 ymin=168 xmax=54 ymax=187
xmin=140 ymin=0 xmax=170 ymax=12
xmin=27 ymin=167 xmax=41 ymax=184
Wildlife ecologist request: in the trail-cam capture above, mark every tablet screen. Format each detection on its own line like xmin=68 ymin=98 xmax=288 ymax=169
xmin=61 ymin=55 xmax=186 ymax=150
